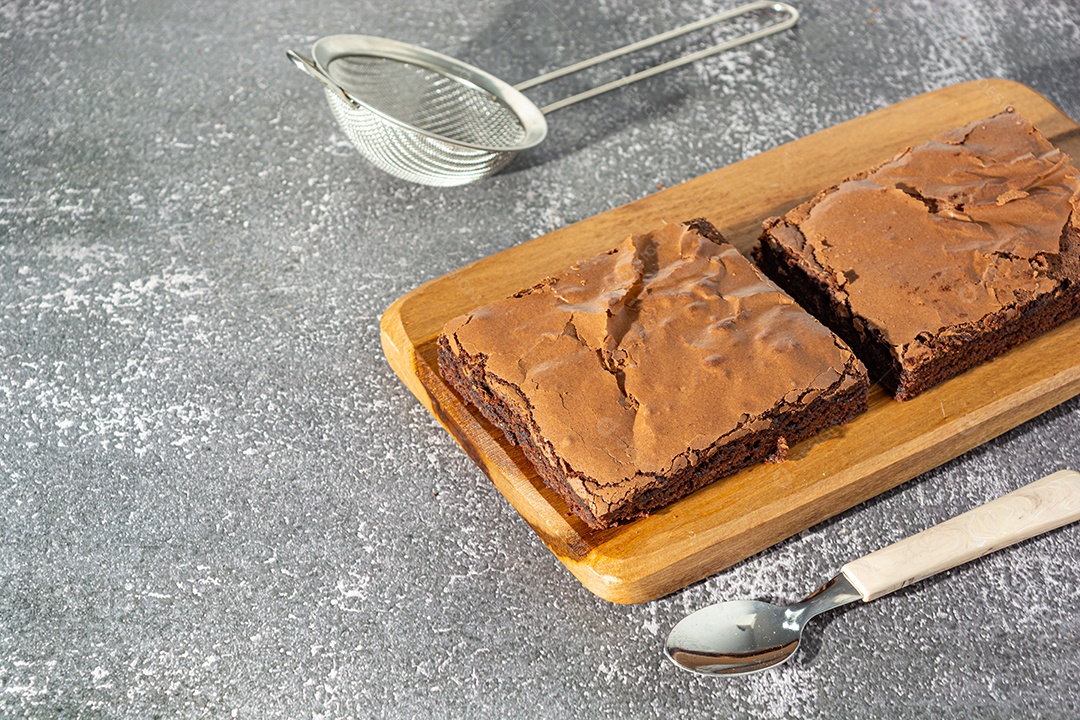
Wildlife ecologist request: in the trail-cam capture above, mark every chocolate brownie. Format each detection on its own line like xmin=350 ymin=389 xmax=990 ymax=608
xmin=438 ymin=219 xmax=869 ymax=529
xmin=754 ymin=111 xmax=1080 ymax=400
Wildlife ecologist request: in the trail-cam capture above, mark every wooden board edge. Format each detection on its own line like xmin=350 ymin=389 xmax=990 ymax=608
xmin=980 ymin=77 xmax=1080 ymax=130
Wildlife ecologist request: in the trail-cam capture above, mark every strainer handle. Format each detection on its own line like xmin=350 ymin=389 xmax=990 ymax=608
xmin=514 ymin=1 xmax=799 ymax=114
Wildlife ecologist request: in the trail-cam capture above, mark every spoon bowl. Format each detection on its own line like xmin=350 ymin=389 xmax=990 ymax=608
xmin=665 ymin=575 xmax=859 ymax=676
xmin=665 ymin=600 xmax=802 ymax=675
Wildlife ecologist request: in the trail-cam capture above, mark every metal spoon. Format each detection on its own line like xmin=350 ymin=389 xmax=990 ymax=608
xmin=665 ymin=469 xmax=1080 ymax=676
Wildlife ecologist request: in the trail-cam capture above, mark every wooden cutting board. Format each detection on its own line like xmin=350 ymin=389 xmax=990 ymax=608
xmin=380 ymin=79 xmax=1080 ymax=604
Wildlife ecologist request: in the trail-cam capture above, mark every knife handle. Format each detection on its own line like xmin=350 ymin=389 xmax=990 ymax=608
xmin=840 ymin=469 xmax=1080 ymax=602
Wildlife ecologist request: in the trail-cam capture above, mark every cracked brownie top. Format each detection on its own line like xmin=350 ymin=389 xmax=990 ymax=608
xmin=440 ymin=219 xmax=864 ymax=503
xmin=760 ymin=111 xmax=1080 ymax=369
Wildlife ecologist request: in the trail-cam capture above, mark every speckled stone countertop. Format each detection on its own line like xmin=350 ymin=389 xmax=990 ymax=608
xmin=3 ymin=1 xmax=1079 ymax=717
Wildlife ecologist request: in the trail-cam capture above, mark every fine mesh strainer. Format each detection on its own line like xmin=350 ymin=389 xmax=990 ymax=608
xmin=287 ymin=1 xmax=799 ymax=187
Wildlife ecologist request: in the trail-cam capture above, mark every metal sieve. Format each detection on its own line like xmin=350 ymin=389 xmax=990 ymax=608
xmin=287 ymin=1 xmax=799 ymax=187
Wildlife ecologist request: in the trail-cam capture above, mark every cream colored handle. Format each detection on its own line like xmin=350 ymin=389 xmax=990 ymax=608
xmin=840 ymin=470 xmax=1080 ymax=602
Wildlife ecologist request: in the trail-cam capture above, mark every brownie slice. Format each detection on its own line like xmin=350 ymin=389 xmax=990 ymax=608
xmin=754 ymin=111 xmax=1080 ymax=400
xmin=438 ymin=219 xmax=869 ymax=529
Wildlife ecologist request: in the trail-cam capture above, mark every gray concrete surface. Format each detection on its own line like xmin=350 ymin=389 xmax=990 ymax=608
xmin=2 ymin=0 xmax=1079 ymax=717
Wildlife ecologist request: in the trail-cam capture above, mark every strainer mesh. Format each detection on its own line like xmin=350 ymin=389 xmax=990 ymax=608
xmin=326 ymin=55 xmax=527 ymax=148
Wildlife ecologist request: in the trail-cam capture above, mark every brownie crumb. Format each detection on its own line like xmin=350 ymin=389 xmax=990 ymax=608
xmin=766 ymin=437 xmax=789 ymax=464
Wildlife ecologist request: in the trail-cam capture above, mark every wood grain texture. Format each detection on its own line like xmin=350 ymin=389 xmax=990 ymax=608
xmin=380 ymin=79 xmax=1080 ymax=604
xmin=841 ymin=470 xmax=1080 ymax=602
